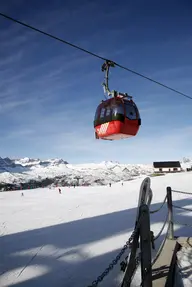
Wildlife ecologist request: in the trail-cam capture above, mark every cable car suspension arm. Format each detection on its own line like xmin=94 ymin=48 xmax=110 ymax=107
xmin=101 ymin=60 xmax=132 ymax=100
xmin=102 ymin=60 xmax=115 ymax=97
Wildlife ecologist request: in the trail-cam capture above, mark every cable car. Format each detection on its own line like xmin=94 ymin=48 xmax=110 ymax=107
xmin=94 ymin=61 xmax=141 ymax=140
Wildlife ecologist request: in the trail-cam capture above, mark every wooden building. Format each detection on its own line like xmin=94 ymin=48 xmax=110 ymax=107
xmin=153 ymin=161 xmax=181 ymax=173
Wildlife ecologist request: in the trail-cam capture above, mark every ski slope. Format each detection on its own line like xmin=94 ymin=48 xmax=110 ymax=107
xmin=0 ymin=172 xmax=192 ymax=287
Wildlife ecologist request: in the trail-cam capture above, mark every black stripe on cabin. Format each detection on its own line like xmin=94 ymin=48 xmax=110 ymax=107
xmin=94 ymin=113 xmax=124 ymax=127
xmin=153 ymin=161 xmax=181 ymax=168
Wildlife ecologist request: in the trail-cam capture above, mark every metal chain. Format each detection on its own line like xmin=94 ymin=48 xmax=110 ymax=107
xmin=172 ymin=190 xmax=192 ymax=195
xmin=153 ymin=211 xmax=169 ymax=241
xmin=87 ymin=179 xmax=149 ymax=287
xmin=87 ymin=217 xmax=142 ymax=287
xmin=150 ymin=195 xmax=167 ymax=214
xmin=172 ymin=205 xmax=192 ymax=212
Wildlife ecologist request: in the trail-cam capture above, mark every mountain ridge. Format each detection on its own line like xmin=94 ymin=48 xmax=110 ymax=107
xmin=0 ymin=156 xmax=190 ymax=188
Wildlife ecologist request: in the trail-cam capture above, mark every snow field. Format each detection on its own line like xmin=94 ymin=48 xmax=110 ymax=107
xmin=0 ymin=172 xmax=192 ymax=287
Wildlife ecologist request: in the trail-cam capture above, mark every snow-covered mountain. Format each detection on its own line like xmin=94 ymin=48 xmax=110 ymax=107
xmin=181 ymin=157 xmax=192 ymax=169
xmin=0 ymin=157 xmax=153 ymax=186
xmin=0 ymin=157 xmax=24 ymax=171
xmin=0 ymin=157 xmax=190 ymax=187
xmin=14 ymin=157 xmax=68 ymax=167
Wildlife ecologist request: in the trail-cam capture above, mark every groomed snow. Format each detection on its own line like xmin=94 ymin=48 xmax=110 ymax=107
xmin=0 ymin=172 xmax=192 ymax=287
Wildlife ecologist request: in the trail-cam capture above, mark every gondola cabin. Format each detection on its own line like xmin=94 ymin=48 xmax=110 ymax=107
xmin=94 ymin=95 xmax=141 ymax=140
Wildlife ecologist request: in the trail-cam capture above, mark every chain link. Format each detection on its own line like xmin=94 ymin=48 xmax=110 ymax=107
xmin=173 ymin=205 xmax=192 ymax=212
xmin=153 ymin=211 xmax=169 ymax=241
xmin=87 ymin=217 xmax=142 ymax=287
xmin=87 ymin=184 xmax=192 ymax=287
xmin=150 ymin=195 xmax=167 ymax=214
xmin=87 ymin=179 xmax=149 ymax=287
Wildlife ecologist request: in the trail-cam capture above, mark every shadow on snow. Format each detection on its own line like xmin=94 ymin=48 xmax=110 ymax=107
xmin=0 ymin=197 xmax=192 ymax=287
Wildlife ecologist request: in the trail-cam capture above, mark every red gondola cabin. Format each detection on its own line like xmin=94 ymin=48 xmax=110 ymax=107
xmin=94 ymin=94 xmax=141 ymax=140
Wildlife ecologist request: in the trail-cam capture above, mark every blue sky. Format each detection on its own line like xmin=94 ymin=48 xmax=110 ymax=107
xmin=0 ymin=0 xmax=192 ymax=164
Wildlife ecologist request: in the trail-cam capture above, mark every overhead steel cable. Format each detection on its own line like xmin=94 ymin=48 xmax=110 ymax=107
xmin=0 ymin=11 xmax=192 ymax=100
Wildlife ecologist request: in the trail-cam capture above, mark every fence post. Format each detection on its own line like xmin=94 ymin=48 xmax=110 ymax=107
xmin=166 ymin=186 xmax=174 ymax=240
xmin=140 ymin=204 xmax=152 ymax=287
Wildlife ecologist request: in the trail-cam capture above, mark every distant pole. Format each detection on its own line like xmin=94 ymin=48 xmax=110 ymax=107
xmin=167 ymin=186 xmax=174 ymax=240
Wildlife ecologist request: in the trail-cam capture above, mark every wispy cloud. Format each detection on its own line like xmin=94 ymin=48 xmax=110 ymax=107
xmin=0 ymin=98 xmax=33 ymax=114
xmin=0 ymin=1 xmax=192 ymax=163
xmin=0 ymin=50 xmax=24 ymax=68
